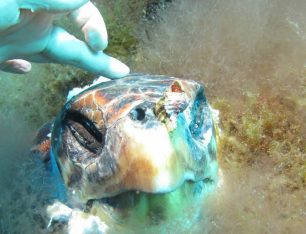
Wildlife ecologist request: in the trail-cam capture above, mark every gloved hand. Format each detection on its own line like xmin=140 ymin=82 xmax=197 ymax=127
xmin=0 ymin=0 xmax=129 ymax=79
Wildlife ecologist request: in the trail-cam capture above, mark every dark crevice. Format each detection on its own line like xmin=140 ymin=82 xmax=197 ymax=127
xmin=63 ymin=110 xmax=105 ymax=153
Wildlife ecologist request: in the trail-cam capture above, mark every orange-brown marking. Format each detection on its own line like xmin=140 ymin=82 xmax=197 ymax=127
xmin=118 ymin=143 xmax=157 ymax=192
xmin=71 ymin=94 xmax=95 ymax=110
xmin=106 ymin=103 xmax=133 ymax=124
xmin=171 ymin=81 xmax=183 ymax=93
xmin=106 ymin=94 xmax=143 ymax=124
xmin=37 ymin=139 xmax=51 ymax=153
xmin=95 ymin=91 xmax=112 ymax=107
xmin=84 ymin=94 xmax=94 ymax=108
xmin=92 ymin=111 xmax=103 ymax=124
xmin=71 ymin=99 xmax=82 ymax=110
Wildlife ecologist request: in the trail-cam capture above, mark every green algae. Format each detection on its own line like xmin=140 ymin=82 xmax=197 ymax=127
xmin=213 ymin=92 xmax=306 ymax=188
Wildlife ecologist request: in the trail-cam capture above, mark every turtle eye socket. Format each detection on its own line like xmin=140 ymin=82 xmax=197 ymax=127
xmin=64 ymin=111 xmax=105 ymax=153
xmin=130 ymin=107 xmax=147 ymax=122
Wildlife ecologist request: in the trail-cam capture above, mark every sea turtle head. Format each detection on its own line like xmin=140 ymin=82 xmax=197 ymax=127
xmin=51 ymin=74 xmax=219 ymax=202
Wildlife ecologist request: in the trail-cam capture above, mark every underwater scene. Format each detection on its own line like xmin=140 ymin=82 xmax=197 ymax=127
xmin=0 ymin=0 xmax=305 ymax=233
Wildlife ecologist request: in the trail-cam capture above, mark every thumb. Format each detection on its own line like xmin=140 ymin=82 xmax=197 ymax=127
xmin=0 ymin=59 xmax=32 ymax=74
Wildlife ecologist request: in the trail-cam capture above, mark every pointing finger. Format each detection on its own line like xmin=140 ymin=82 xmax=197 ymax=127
xmin=43 ymin=26 xmax=129 ymax=79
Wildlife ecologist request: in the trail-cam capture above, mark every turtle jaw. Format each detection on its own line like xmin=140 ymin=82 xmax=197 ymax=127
xmin=88 ymin=180 xmax=211 ymax=224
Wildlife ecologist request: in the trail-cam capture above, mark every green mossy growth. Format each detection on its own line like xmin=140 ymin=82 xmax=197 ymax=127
xmin=213 ymin=90 xmax=306 ymax=190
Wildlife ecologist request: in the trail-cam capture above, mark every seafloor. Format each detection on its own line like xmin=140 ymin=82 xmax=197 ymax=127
xmin=0 ymin=0 xmax=305 ymax=233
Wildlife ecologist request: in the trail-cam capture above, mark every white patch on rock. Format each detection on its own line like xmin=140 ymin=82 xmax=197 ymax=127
xmin=47 ymin=201 xmax=108 ymax=234
xmin=47 ymin=201 xmax=72 ymax=228
xmin=68 ymin=212 xmax=108 ymax=234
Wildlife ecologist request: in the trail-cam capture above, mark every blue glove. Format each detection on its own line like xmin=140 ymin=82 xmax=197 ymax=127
xmin=0 ymin=0 xmax=130 ymax=79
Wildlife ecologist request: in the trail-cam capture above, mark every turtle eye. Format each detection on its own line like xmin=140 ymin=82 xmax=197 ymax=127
xmin=130 ymin=107 xmax=146 ymax=122
xmin=64 ymin=111 xmax=105 ymax=153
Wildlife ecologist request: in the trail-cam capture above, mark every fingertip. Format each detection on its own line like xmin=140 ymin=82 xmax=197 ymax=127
xmin=86 ymin=30 xmax=108 ymax=51
xmin=106 ymin=58 xmax=130 ymax=79
xmin=1 ymin=60 xmax=32 ymax=74
xmin=43 ymin=25 xmax=127 ymax=78
xmin=15 ymin=60 xmax=32 ymax=73
xmin=21 ymin=62 xmax=32 ymax=73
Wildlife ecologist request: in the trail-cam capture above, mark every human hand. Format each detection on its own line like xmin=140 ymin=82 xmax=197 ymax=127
xmin=0 ymin=0 xmax=130 ymax=79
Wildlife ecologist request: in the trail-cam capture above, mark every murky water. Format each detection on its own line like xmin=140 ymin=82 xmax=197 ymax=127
xmin=1 ymin=0 xmax=305 ymax=233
